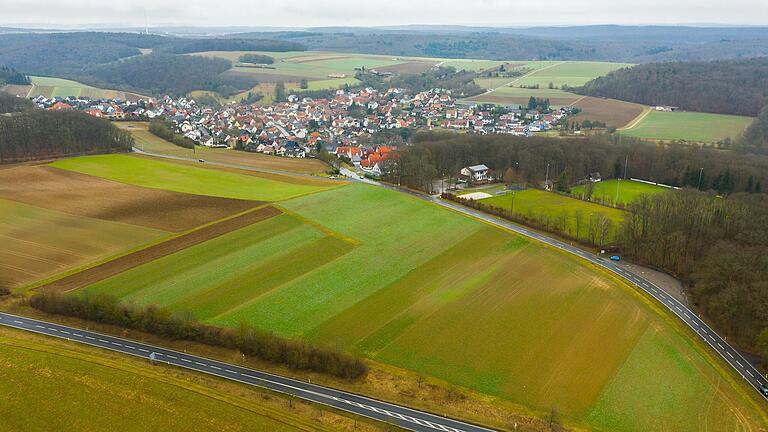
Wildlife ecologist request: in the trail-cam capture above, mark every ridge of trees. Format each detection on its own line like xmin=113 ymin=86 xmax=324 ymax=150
xmin=0 ymin=110 xmax=133 ymax=162
xmin=238 ymin=54 xmax=275 ymax=64
xmin=30 ymin=292 xmax=368 ymax=380
xmin=577 ymin=57 xmax=768 ymax=117
xmin=0 ymin=91 xmax=33 ymax=113
xmin=0 ymin=65 xmax=30 ymax=85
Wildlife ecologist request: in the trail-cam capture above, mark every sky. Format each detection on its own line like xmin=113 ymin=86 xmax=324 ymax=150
xmin=1 ymin=0 xmax=767 ymax=28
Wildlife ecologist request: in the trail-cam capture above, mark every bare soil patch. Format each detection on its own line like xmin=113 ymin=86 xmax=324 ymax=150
xmin=572 ymin=96 xmax=646 ymax=128
xmin=38 ymin=206 xmax=282 ymax=293
xmin=377 ymin=62 xmax=436 ymax=74
xmin=0 ymin=165 xmax=260 ymax=232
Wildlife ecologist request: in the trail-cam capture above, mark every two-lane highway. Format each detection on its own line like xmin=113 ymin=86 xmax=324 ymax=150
xmin=0 ymin=312 xmax=494 ymax=432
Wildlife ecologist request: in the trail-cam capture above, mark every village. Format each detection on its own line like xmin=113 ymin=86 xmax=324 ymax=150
xmin=31 ymin=86 xmax=572 ymax=177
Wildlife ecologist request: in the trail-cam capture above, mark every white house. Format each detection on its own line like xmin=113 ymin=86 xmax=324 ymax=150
xmin=460 ymin=164 xmax=491 ymax=183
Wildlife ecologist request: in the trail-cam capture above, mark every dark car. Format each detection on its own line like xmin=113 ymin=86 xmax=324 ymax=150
xmin=759 ymin=384 xmax=768 ymax=397
xmin=198 ymin=159 xmax=206 ymax=163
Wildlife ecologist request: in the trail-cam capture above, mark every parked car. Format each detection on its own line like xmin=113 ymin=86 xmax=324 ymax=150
xmin=610 ymin=255 xmax=621 ymax=261
xmin=198 ymin=159 xmax=206 ymax=163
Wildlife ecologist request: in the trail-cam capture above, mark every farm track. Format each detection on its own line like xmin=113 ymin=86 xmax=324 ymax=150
xmin=37 ymin=206 xmax=282 ymax=293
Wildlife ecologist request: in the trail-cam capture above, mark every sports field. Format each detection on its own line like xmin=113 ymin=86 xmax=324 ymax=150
xmin=0 ymin=326 xmax=365 ymax=432
xmin=50 ymin=154 xmax=336 ymax=201
xmin=620 ymin=110 xmax=754 ymax=143
xmin=571 ymin=179 xmax=668 ymax=206
xmin=118 ymin=122 xmax=330 ymax=175
xmin=64 ymin=174 xmax=766 ymax=431
xmin=479 ymin=189 xmax=625 ymax=242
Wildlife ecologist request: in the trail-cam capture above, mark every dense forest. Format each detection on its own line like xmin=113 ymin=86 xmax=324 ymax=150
xmin=0 ymin=91 xmax=33 ymax=113
xmin=83 ymin=53 xmax=249 ymax=96
xmin=743 ymin=105 xmax=768 ymax=150
xmin=577 ymin=58 xmax=768 ymax=117
xmin=0 ymin=110 xmax=133 ymax=162
xmin=238 ymin=53 xmax=275 ymax=64
xmin=241 ymin=26 xmax=768 ymax=62
xmin=158 ymin=38 xmax=304 ymax=54
xmin=387 ymin=132 xmax=768 ymax=194
xmin=621 ymin=190 xmax=768 ymax=356
xmin=0 ymin=65 xmax=30 ymax=85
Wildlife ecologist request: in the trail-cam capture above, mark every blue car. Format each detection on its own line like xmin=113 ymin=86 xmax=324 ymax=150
xmin=609 ymin=255 xmax=621 ymax=261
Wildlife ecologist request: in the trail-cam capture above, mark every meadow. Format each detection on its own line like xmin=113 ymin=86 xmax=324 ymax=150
xmin=570 ymin=179 xmax=668 ymax=206
xmin=513 ymin=61 xmax=633 ymax=88
xmin=0 ymin=326 xmax=357 ymax=432
xmin=50 ymin=154 xmax=336 ymax=201
xmin=479 ymin=188 xmax=626 ymax=242
xmin=67 ymin=176 xmax=766 ymax=431
xmin=118 ymin=122 xmax=330 ymax=175
xmin=26 ymin=76 xmax=145 ymax=100
xmin=467 ymin=86 xmax=583 ymax=107
xmin=620 ymin=110 xmax=754 ymax=143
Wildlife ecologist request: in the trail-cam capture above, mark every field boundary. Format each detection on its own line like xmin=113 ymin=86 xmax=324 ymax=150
xmin=31 ymin=205 xmax=281 ymax=293
xmin=617 ymin=105 xmax=651 ymax=130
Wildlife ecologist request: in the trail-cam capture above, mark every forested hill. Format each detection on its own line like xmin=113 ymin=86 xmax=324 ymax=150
xmin=577 ymin=58 xmax=768 ymax=117
xmin=0 ymin=110 xmax=134 ymax=163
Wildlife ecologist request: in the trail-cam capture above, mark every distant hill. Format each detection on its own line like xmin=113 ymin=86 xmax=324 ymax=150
xmin=577 ymin=57 xmax=768 ymax=117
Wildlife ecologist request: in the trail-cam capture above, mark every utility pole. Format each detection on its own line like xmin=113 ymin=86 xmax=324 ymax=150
xmin=545 ymin=162 xmax=550 ymax=190
xmin=698 ymin=167 xmax=704 ymax=190
xmin=624 ymin=154 xmax=629 ymax=180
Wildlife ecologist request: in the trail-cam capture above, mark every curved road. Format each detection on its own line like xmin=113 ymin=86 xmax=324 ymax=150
xmin=0 ymin=312 xmax=493 ymax=432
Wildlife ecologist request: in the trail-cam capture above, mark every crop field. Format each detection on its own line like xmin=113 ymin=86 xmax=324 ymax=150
xmin=67 ymin=179 xmax=767 ymax=431
xmin=50 ymin=154 xmax=336 ymax=201
xmin=24 ymin=76 xmax=145 ymax=100
xmin=0 ymin=198 xmax=165 ymax=289
xmin=0 ymin=164 xmax=258 ymax=232
xmin=513 ymin=61 xmax=633 ymax=88
xmin=571 ymin=179 xmax=669 ymax=206
xmin=620 ymin=110 xmax=754 ymax=143
xmin=467 ymin=86 xmax=583 ymax=107
xmin=480 ymin=189 xmax=625 ymax=242
xmin=0 ymin=327 xmax=347 ymax=432
xmin=118 ymin=122 xmax=330 ymax=175
xmin=571 ymin=96 xmax=647 ymax=128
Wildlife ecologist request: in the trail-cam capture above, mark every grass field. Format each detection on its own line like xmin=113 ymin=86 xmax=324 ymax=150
xmin=0 ymin=198 xmax=166 ymax=288
xmin=571 ymin=179 xmax=669 ymax=206
xmin=0 ymin=326 xmax=368 ymax=432
xmin=118 ymin=122 xmax=330 ymax=175
xmin=467 ymin=86 xmax=583 ymax=107
xmin=50 ymin=154 xmax=335 ymax=201
xmin=26 ymin=76 xmax=145 ymax=100
xmin=620 ymin=110 xmax=754 ymax=143
xmin=513 ymin=61 xmax=633 ymax=88
xmin=571 ymin=96 xmax=647 ymax=129
xmin=68 ymin=178 xmax=767 ymax=430
xmin=479 ymin=189 xmax=625 ymax=242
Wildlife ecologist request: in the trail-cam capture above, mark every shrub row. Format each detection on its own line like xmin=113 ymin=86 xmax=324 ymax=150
xmin=30 ymin=292 xmax=368 ymax=380
xmin=148 ymin=120 xmax=196 ymax=149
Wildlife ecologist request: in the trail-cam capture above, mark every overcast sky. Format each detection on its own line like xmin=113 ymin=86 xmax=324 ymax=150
xmin=1 ymin=0 xmax=767 ymax=28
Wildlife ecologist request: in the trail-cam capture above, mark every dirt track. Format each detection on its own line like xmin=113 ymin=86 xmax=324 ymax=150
xmin=37 ymin=206 xmax=282 ymax=293
xmin=0 ymin=165 xmax=261 ymax=232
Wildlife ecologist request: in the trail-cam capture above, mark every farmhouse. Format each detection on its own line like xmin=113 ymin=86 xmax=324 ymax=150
xmin=460 ymin=164 xmax=491 ymax=184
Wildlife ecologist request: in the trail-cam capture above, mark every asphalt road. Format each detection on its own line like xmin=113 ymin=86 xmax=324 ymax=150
xmin=0 ymin=312 xmax=494 ymax=432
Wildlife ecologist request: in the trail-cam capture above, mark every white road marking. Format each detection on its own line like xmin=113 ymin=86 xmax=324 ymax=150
xmin=225 ymin=369 xmax=238 ymax=374
xmin=209 ymin=365 xmax=222 ymax=370
xmin=111 ymin=342 xmax=122 ymax=346
xmin=137 ymin=348 xmax=149 ymax=353
xmin=13 ymin=320 xmax=23 ymax=324
xmin=727 ymin=352 xmax=735 ymax=359
xmin=195 ymin=361 xmax=206 ymax=367
xmin=737 ymin=360 xmax=744 ymax=367
xmin=748 ymin=370 xmax=755 ymax=378
xmin=166 ymin=355 xmax=177 ymax=359
xmin=85 ymin=336 xmax=95 ymax=340
xmin=36 ymin=325 xmax=45 ymax=329
xmin=180 ymin=358 xmax=191 ymax=363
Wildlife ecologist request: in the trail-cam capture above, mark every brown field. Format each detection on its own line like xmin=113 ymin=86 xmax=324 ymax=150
xmin=0 ymin=165 xmax=259 ymax=232
xmin=37 ymin=206 xmax=282 ymax=293
xmin=377 ymin=62 xmax=437 ymax=74
xmin=571 ymin=96 xmax=647 ymax=128
xmin=1 ymin=84 xmax=32 ymax=97
xmin=471 ymin=94 xmax=581 ymax=106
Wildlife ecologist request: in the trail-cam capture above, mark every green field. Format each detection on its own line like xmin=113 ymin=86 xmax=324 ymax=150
xmin=27 ymin=76 xmax=145 ymax=100
xmin=571 ymin=179 xmax=669 ymax=206
xmin=620 ymin=110 xmax=754 ymax=143
xmin=50 ymin=154 xmax=335 ymax=201
xmin=0 ymin=327 xmax=341 ymax=432
xmin=513 ymin=61 xmax=633 ymax=88
xmin=480 ymin=189 xmax=625 ymax=242
xmin=69 ymin=173 xmax=766 ymax=431
xmin=466 ymin=86 xmax=583 ymax=107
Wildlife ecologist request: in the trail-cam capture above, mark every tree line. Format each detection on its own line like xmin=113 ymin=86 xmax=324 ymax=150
xmin=30 ymin=292 xmax=367 ymax=380
xmin=0 ymin=110 xmax=133 ymax=163
xmin=620 ymin=190 xmax=768 ymax=358
xmin=578 ymin=57 xmax=768 ymax=117
xmin=384 ymin=132 xmax=768 ymax=195
xmin=0 ymin=65 xmax=30 ymax=85
xmin=148 ymin=120 xmax=196 ymax=149
xmin=0 ymin=90 xmax=33 ymax=113
xmin=238 ymin=54 xmax=275 ymax=64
